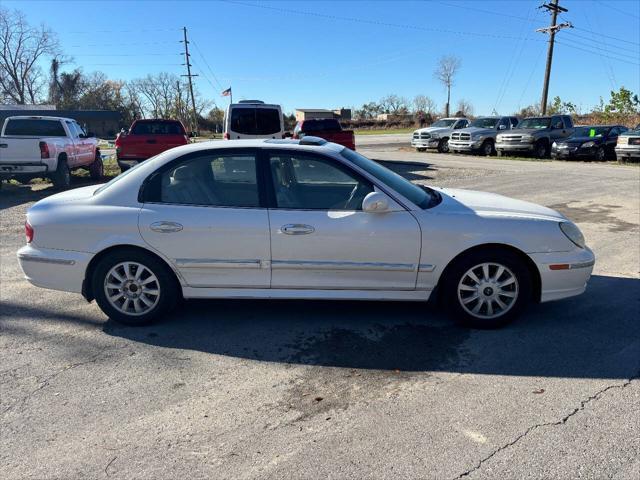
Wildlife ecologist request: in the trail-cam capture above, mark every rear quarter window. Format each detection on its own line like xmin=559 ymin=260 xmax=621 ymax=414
xmin=4 ymin=119 xmax=67 ymax=136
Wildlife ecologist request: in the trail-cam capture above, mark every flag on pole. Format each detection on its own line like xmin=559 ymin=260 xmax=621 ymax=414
xmin=221 ymin=87 xmax=232 ymax=97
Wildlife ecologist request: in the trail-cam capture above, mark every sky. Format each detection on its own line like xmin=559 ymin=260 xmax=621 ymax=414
xmin=5 ymin=0 xmax=640 ymax=116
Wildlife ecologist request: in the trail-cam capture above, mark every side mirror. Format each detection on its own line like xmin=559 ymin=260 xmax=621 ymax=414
xmin=362 ymin=191 xmax=390 ymax=213
xmin=498 ymin=124 xmax=507 ymax=130
xmin=283 ymin=131 xmax=293 ymax=138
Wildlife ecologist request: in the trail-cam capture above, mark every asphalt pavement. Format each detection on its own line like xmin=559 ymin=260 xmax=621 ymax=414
xmin=1 ymin=136 xmax=639 ymax=479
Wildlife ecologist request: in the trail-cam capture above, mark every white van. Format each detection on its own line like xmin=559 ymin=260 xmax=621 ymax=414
xmin=223 ymin=100 xmax=284 ymax=140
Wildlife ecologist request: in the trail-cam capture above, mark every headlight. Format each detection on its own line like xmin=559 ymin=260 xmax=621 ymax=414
xmin=521 ymin=134 xmax=534 ymax=142
xmin=430 ymin=133 xmax=439 ymax=139
xmin=559 ymin=222 xmax=585 ymax=248
xmin=581 ymin=141 xmax=595 ymax=148
xmin=552 ymin=141 xmax=557 ymax=148
xmin=472 ymin=134 xmax=484 ymax=141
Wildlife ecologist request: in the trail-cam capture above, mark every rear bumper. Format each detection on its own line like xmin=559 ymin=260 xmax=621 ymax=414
xmin=529 ymin=247 xmax=595 ymax=303
xmin=17 ymin=245 xmax=91 ymax=294
xmin=0 ymin=162 xmax=49 ymax=178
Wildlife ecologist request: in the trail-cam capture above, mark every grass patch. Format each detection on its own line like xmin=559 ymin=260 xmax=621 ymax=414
xmin=355 ymin=128 xmax=414 ymax=136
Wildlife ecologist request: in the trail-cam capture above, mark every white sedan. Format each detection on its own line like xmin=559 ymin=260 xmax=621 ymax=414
xmin=18 ymin=137 xmax=595 ymax=328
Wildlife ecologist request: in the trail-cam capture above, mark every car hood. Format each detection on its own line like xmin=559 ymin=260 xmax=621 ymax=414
xmin=414 ymin=126 xmax=451 ymax=134
xmin=459 ymin=127 xmax=496 ymax=136
xmin=557 ymin=136 xmax=602 ymax=145
xmin=433 ymin=187 xmax=566 ymax=221
xmin=508 ymin=128 xmax=549 ymax=135
xmin=29 ymin=184 xmax=102 ymax=211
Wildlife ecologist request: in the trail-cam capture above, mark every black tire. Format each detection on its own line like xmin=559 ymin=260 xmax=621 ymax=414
xmin=92 ymin=249 xmax=179 ymax=326
xmin=437 ymin=138 xmax=450 ymax=153
xmin=595 ymin=146 xmax=606 ymax=162
xmin=89 ymin=151 xmax=104 ymax=180
xmin=50 ymin=157 xmax=71 ymax=189
xmin=534 ymin=141 xmax=548 ymax=159
xmin=441 ymin=248 xmax=532 ymax=329
xmin=416 ymin=148 xmax=426 ymax=152
xmin=480 ymin=140 xmax=494 ymax=156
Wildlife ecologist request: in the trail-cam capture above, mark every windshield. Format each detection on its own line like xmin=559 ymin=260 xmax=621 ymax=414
xmin=519 ymin=118 xmax=551 ymax=129
xmin=340 ymin=148 xmax=439 ymax=209
xmin=470 ymin=118 xmax=499 ymax=129
xmin=573 ymin=126 xmax=608 ymax=137
xmin=431 ymin=119 xmax=456 ymax=128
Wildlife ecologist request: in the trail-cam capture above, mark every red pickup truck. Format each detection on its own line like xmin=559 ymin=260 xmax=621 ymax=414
xmin=115 ymin=119 xmax=190 ymax=171
xmin=293 ymin=118 xmax=356 ymax=150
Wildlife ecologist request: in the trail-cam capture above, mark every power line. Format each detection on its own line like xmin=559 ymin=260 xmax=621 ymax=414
xmin=563 ymin=30 xmax=639 ymax=54
xmin=538 ymin=0 xmax=571 ymax=114
xmin=190 ymin=38 xmax=225 ymax=91
xmin=555 ymin=40 xmax=640 ymax=65
xmin=572 ymin=25 xmax=639 ymax=46
xmin=181 ymin=27 xmax=199 ymax=136
xmin=596 ymin=0 xmax=640 ymax=20
xmin=219 ymin=0 xmax=546 ymax=41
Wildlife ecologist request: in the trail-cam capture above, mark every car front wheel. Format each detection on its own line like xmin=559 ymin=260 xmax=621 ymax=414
xmin=443 ymin=249 xmax=532 ymax=329
xmin=437 ymin=138 xmax=450 ymax=153
xmin=92 ymin=250 xmax=178 ymax=325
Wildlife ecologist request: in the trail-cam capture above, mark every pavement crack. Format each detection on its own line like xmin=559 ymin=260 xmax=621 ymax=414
xmin=453 ymin=370 xmax=640 ymax=479
xmin=0 ymin=348 xmax=107 ymax=417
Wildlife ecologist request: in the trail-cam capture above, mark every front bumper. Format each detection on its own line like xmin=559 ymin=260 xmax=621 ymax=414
xmin=495 ymin=142 xmax=535 ymax=153
xmin=529 ymin=247 xmax=595 ymax=303
xmin=411 ymin=139 xmax=440 ymax=149
xmin=551 ymin=145 xmax=594 ymax=159
xmin=615 ymin=145 xmax=640 ymax=159
xmin=17 ymin=245 xmax=91 ymax=294
xmin=449 ymin=140 xmax=483 ymax=152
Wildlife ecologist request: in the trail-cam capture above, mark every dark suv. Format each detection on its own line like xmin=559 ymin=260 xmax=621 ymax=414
xmin=496 ymin=115 xmax=574 ymax=158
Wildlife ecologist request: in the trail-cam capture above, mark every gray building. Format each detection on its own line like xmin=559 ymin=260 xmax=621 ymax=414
xmin=0 ymin=107 xmax=121 ymax=139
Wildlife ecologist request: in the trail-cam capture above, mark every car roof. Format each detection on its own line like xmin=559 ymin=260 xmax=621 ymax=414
xmin=6 ymin=115 xmax=76 ymax=122
xmin=166 ymin=138 xmax=344 ymax=155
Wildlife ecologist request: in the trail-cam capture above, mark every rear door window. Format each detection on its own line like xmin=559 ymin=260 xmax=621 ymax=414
xmin=4 ymin=119 xmax=67 ymax=136
xmin=230 ymin=108 xmax=281 ymax=135
xmin=255 ymin=109 xmax=281 ymax=135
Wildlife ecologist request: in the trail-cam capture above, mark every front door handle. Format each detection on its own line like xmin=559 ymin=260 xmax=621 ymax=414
xmin=281 ymin=224 xmax=315 ymax=235
xmin=150 ymin=221 xmax=183 ymax=233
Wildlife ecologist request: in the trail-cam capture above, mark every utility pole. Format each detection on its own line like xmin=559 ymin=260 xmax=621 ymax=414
xmin=537 ymin=0 xmax=572 ymax=115
xmin=181 ymin=27 xmax=199 ymax=136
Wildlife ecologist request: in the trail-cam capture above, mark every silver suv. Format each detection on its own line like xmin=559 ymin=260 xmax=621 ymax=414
xmin=411 ymin=117 xmax=470 ymax=153
xmin=449 ymin=116 xmax=519 ymax=156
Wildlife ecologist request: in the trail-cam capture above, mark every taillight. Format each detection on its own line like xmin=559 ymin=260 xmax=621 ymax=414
xmin=223 ymin=132 xmax=230 ymax=140
xmin=25 ymin=221 xmax=34 ymax=243
xmin=39 ymin=141 xmax=50 ymax=159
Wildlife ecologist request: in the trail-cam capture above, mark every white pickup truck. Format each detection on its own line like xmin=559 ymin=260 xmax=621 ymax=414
xmin=0 ymin=116 xmax=102 ymax=189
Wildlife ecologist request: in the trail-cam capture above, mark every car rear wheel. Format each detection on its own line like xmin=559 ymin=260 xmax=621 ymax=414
xmin=89 ymin=152 xmax=104 ymax=179
xmin=92 ymin=250 xmax=178 ymax=325
xmin=437 ymin=138 xmax=450 ymax=153
xmin=50 ymin=157 xmax=71 ymax=189
xmin=442 ymin=249 xmax=532 ymax=329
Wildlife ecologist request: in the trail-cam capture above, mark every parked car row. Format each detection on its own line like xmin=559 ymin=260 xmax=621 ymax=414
xmin=413 ymin=114 xmax=634 ymax=161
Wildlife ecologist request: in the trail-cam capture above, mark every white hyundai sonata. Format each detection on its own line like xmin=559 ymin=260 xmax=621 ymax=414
xmin=18 ymin=137 xmax=595 ymax=328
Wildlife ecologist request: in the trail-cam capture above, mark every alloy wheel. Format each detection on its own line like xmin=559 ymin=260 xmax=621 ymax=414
xmin=457 ymin=262 xmax=519 ymax=320
xmin=104 ymin=262 xmax=161 ymax=316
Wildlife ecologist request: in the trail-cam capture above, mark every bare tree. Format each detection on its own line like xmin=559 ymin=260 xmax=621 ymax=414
xmin=433 ymin=55 xmax=461 ymax=117
xmin=413 ymin=94 xmax=436 ymax=114
xmin=379 ymin=94 xmax=409 ymax=115
xmin=0 ymin=7 xmax=59 ymax=104
xmin=455 ymin=98 xmax=474 ymax=117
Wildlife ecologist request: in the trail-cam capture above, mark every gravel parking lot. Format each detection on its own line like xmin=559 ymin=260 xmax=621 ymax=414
xmin=1 ymin=137 xmax=639 ymax=479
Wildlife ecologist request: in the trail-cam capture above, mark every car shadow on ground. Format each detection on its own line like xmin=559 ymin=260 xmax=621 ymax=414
xmin=92 ymin=274 xmax=639 ymax=379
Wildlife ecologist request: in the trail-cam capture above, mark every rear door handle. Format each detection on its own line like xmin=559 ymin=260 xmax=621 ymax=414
xmin=150 ymin=221 xmax=183 ymax=233
xmin=281 ymin=224 xmax=315 ymax=235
